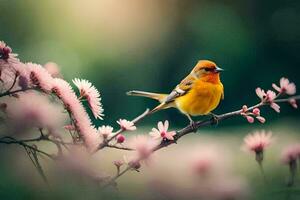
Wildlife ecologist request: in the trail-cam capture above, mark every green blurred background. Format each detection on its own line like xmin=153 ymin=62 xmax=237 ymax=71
xmin=1 ymin=1 xmax=300 ymax=199
xmin=0 ymin=0 xmax=299 ymax=127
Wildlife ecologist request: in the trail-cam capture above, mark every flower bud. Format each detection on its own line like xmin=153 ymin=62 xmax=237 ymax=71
xmin=242 ymin=105 xmax=248 ymax=113
xmin=289 ymin=99 xmax=298 ymax=109
xmin=252 ymin=108 xmax=260 ymax=116
xmin=129 ymin=160 xmax=141 ymax=170
xmin=113 ymin=160 xmax=124 ymax=168
xmin=256 ymin=116 xmax=266 ymax=124
xmin=116 ymin=134 xmax=125 ymax=143
xmin=246 ymin=116 xmax=254 ymax=123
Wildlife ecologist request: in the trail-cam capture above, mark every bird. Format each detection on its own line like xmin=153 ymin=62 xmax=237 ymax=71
xmin=127 ymin=60 xmax=224 ymax=126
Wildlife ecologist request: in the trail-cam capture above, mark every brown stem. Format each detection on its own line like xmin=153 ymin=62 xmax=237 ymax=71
xmin=97 ymin=109 xmax=150 ymax=150
xmin=0 ymin=136 xmax=54 ymax=159
xmin=0 ymin=87 xmax=35 ymax=97
xmin=102 ymin=95 xmax=300 ymax=186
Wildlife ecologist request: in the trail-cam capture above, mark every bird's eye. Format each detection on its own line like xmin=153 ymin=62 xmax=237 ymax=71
xmin=203 ymin=67 xmax=214 ymax=72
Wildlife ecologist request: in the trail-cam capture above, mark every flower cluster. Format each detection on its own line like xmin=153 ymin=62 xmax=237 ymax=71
xmin=0 ymin=41 xmax=104 ymax=152
xmin=256 ymin=77 xmax=297 ymax=112
xmin=73 ymin=78 xmax=104 ymax=119
xmin=149 ymin=120 xmax=176 ymax=141
xmin=242 ymin=131 xmax=273 ymax=164
xmin=1 ymin=40 xmax=300 ymax=195
xmin=117 ymin=119 xmax=136 ymax=131
xmin=241 ymin=106 xmax=266 ymax=124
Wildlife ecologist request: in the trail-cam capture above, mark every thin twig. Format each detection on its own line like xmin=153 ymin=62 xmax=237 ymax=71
xmin=106 ymin=144 xmax=134 ymax=151
xmin=0 ymin=87 xmax=35 ymax=97
xmin=0 ymin=137 xmax=54 ymax=159
xmin=97 ymin=109 xmax=150 ymax=150
xmin=102 ymin=95 xmax=300 ymax=186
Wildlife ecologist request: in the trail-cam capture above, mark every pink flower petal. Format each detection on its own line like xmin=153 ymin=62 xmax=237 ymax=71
xmin=246 ymin=116 xmax=254 ymax=123
xmin=272 ymin=83 xmax=281 ymax=93
xmin=256 ymin=116 xmax=266 ymax=123
xmin=255 ymin=88 xmax=266 ymax=100
xmin=289 ymin=99 xmax=298 ymax=109
xmin=270 ymin=103 xmax=280 ymax=113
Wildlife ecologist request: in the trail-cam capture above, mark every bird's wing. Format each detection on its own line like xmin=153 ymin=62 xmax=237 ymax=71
xmin=164 ymin=74 xmax=196 ymax=103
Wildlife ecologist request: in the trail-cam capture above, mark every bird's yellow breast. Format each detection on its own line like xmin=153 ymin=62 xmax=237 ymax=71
xmin=175 ymin=79 xmax=223 ymax=116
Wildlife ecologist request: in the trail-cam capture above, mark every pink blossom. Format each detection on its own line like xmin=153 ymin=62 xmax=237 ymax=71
xmin=243 ymin=131 xmax=273 ymax=153
xmin=113 ymin=160 xmax=124 ymax=168
xmin=129 ymin=135 xmax=158 ymax=160
xmin=0 ymin=41 xmax=12 ymax=60
xmin=242 ymin=105 xmax=248 ymax=113
xmin=44 ymin=62 xmax=62 ymax=78
xmin=256 ymin=116 xmax=266 ymax=123
xmin=56 ymin=146 xmax=103 ymax=182
xmin=116 ymin=134 xmax=125 ymax=143
xmin=246 ymin=116 xmax=254 ymax=123
xmin=256 ymin=88 xmax=280 ymax=112
xmin=255 ymin=88 xmax=266 ymax=100
xmin=97 ymin=125 xmax=113 ymax=139
xmin=117 ymin=119 xmax=136 ymax=131
xmin=191 ymin=148 xmax=219 ymax=176
xmin=270 ymin=102 xmax=280 ymax=113
xmin=266 ymin=90 xmax=276 ymax=101
xmin=281 ymin=144 xmax=300 ymax=164
xmin=72 ymin=78 xmax=104 ymax=119
xmin=289 ymin=99 xmax=298 ymax=109
xmin=52 ymin=78 xmax=101 ymax=152
xmin=149 ymin=120 xmax=176 ymax=141
xmin=27 ymin=63 xmax=54 ymax=93
xmin=4 ymin=92 xmax=66 ymax=134
xmin=128 ymin=160 xmax=141 ymax=170
xmin=252 ymin=108 xmax=260 ymax=116
xmin=272 ymin=77 xmax=296 ymax=95
xmin=0 ymin=61 xmax=28 ymax=92
xmin=123 ymin=155 xmax=141 ymax=170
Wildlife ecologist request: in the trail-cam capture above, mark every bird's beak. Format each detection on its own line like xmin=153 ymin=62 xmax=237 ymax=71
xmin=215 ymin=66 xmax=224 ymax=73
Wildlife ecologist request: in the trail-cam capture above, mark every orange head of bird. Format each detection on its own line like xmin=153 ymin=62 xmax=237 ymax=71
xmin=191 ymin=60 xmax=224 ymax=82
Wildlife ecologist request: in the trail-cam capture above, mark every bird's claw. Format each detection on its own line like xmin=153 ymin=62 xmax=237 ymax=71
xmin=210 ymin=113 xmax=219 ymax=125
xmin=190 ymin=121 xmax=197 ymax=132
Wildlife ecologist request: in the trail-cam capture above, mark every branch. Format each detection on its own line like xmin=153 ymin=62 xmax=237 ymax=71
xmin=105 ymin=144 xmax=134 ymax=151
xmin=154 ymin=95 xmax=300 ymax=150
xmin=0 ymin=87 xmax=36 ymax=97
xmin=102 ymin=95 xmax=300 ymax=187
xmin=0 ymin=136 xmax=54 ymax=159
xmin=97 ymin=109 xmax=150 ymax=150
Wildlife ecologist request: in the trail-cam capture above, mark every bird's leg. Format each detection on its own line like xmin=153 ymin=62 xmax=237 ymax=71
xmin=185 ymin=114 xmax=197 ymax=132
xmin=210 ymin=112 xmax=220 ymax=125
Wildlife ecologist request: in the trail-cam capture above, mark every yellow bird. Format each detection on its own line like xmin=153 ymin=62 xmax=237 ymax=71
xmin=127 ymin=60 xmax=224 ymax=125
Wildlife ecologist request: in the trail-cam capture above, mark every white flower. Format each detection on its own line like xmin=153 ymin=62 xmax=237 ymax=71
xmin=272 ymin=77 xmax=296 ymax=95
xmin=73 ymin=78 xmax=104 ymax=119
xmin=97 ymin=125 xmax=113 ymax=138
xmin=149 ymin=120 xmax=176 ymax=141
xmin=117 ymin=119 xmax=136 ymax=131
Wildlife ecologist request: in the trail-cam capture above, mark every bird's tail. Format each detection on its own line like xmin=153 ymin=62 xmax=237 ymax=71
xmin=126 ymin=90 xmax=167 ymax=103
xmin=126 ymin=90 xmax=171 ymax=114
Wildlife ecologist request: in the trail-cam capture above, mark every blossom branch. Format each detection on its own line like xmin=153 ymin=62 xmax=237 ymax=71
xmin=0 ymin=136 xmax=54 ymax=159
xmin=155 ymin=95 xmax=300 ymax=150
xmin=102 ymin=95 xmax=300 ymax=187
xmin=97 ymin=109 xmax=150 ymax=150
